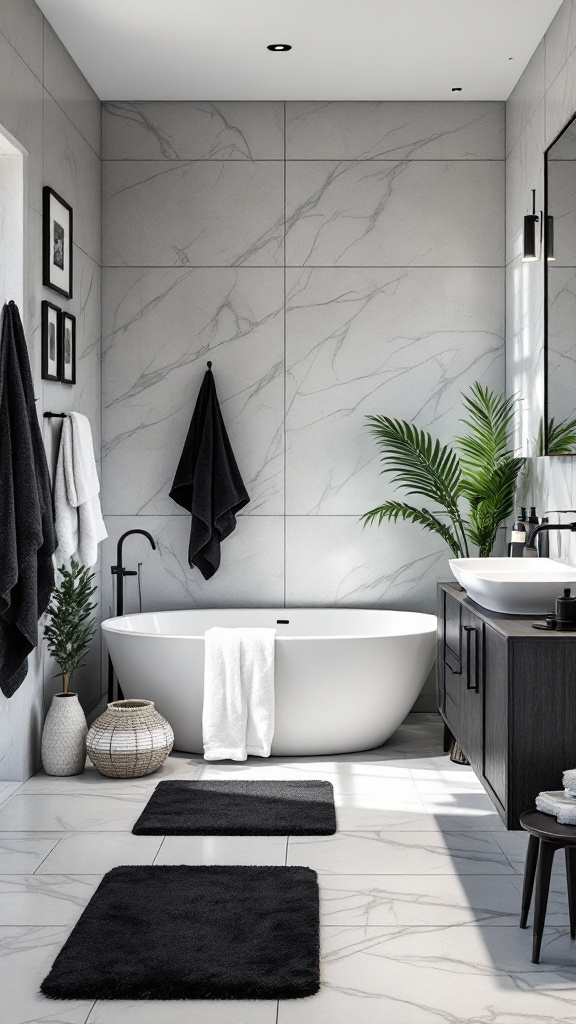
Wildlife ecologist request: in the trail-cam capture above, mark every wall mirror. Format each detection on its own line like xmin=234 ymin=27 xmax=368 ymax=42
xmin=545 ymin=113 xmax=576 ymax=455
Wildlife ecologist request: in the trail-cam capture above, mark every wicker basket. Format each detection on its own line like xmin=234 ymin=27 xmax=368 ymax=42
xmin=87 ymin=699 xmax=174 ymax=778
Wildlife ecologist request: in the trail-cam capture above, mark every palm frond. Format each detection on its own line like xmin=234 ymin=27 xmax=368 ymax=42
xmin=366 ymin=416 xmax=462 ymax=508
xmin=455 ymin=384 xmax=524 ymax=556
xmin=361 ymin=502 xmax=465 ymax=557
xmin=547 ymin=416 xmax=576 ymax=456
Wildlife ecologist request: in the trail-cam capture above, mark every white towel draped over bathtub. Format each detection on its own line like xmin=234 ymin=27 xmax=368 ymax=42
xmin=202 ymin=627 xmax=276 ymax=761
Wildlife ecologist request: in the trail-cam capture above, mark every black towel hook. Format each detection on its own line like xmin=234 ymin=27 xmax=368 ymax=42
xmin=207 ymin=361 xmax=212 ymax=369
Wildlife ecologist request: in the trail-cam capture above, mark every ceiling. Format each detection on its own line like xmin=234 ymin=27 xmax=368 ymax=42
xmin=36 ymin=0 xmax=563 ymax=101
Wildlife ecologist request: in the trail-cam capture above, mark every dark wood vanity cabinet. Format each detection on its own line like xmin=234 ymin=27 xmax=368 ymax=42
xmin=437 ymin=582 xmax=576 ymax=829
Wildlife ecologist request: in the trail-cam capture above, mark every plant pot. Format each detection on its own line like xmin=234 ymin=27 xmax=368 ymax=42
xmin=41 ymin=693 xmax=87 ymax=777
xmin=87 ymin=699 xmax=174 ymax=778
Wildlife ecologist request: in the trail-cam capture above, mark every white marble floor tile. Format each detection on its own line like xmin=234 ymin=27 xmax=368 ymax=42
xmin=0 ymin=926 xmax=93 ymax=1024
xmin=0 ymin=833 xmax=63 ymax=874
xmin=0 ymin=874 xmax=101 ymax=926
xmin=20 ymin=756 xmax=202 ymax=795
xmin=87 ymin=998 xmax=277 ymax=1024
xmin=35 ymin=833 xmax=163 ymax=875
xmin=154 ymin=835 xmax=288 ymax=867
xmin=287 ymin=831 xmax=516 ymax=875
xmin=0 ymin=793 xmax=151 ymax=832
xmin=278 ymin=925 xmax=576 ymax=1024
xmin=333 ymin=796 xmax=429 ymax=831
xmin=0 ymin=782 xmax=21 ymax=808
xmin=198 ymin=764 xmax=420 ymax=797
xmin=319 ymin=873 xmax=534 ymax=927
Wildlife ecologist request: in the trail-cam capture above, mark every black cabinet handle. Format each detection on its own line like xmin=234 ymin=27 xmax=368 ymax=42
xmin=464 ymin=625 xmax=479 ymax=691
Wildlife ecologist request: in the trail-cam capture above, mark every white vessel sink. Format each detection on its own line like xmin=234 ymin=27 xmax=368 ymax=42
xmin=449 ymin=557 xmax=576 ymax=615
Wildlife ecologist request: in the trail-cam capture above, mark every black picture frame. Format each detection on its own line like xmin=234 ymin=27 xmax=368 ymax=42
xmin=61 ymin=312 xmax=76 ymax=385
xmin=43 ymin=186 xmax=73 ymax=299
xmin=41 ymin=300 xmax=61 ymax=381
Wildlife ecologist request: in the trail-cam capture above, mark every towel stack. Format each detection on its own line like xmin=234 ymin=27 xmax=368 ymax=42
xmin=536 ymin=771 xmax=576 ymax=824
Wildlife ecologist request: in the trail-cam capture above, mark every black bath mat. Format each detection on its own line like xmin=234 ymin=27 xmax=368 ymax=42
xmin=132 ymin=779 xmax=336 ymax=836
xmin=41 ymin=865 xmax=320 ymax=1000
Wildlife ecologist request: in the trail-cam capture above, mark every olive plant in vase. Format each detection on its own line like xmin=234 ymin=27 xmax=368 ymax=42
xmin=41 ymin=560 xmax=97 ymax=776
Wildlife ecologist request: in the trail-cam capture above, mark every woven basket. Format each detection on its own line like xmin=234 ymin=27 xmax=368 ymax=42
xmin=87 ymin=699 xmax=174 ymax=778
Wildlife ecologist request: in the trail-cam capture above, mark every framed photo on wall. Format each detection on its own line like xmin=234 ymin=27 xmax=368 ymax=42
xmin=61 ymin=312 xmax=76 ymax=384
xmin=43 ymin=186 xmax=73 ymax=298
xmin=41 ymin=300 xmax=61 ymax=381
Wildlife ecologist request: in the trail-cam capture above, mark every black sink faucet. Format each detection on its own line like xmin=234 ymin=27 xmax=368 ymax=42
xmin=523 ymin=522 xmax=576 ymax=556
xmin=111 ymin=529 xmax=156 ymax=616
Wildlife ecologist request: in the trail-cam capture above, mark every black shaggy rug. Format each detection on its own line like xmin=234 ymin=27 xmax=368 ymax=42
xmin=132 ymin=779 xmax=336 ymax=836
xmin=41 ymin=865 xmax=320 ymax=1000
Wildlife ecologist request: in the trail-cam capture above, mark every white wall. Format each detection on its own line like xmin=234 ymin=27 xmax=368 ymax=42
xmin=101 ymin=100 xmax=506 ymax=711
xmin=0 ymin=1 xmax=102 ymax=780
xmin=506 ymin=0 xmax=576 ymax=562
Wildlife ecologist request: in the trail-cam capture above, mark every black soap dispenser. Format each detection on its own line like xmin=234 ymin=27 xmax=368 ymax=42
xmin=510 ymin=509 xmax=527 ymax=557
xmin=555 ymin=588 xmax=576 ymax=631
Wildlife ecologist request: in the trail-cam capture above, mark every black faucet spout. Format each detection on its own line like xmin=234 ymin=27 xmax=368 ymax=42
xmin=524 ymin=521 xmax=576 ymax=553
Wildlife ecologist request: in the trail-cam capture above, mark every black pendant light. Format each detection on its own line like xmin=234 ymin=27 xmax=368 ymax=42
xmin=522 ymin=189 xmax=540 ymax=261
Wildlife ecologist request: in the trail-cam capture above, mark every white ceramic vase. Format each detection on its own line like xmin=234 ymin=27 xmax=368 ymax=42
xmin=41 ymin=693 xmax=87 ymax=776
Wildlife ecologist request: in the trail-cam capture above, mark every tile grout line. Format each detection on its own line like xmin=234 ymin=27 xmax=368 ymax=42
xmin=152 ymin=836 xmax=166 ymax=864
xmin=33 ymin=835 xmax=65 ymax=875
xmin=283 ymin=99 xmax=287 ymax=608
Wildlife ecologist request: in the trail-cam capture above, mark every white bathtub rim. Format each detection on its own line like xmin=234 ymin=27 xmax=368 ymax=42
xmin=101 ymin=608 xmax=437 ymax=642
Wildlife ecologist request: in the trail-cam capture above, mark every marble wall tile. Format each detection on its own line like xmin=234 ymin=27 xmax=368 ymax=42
xmin=103 ymin=101 xmax=284 ymax=160
xmin=102 ymin=516 xmax=284 ymax=615
xmin=506 ymin=39 xmax=545 ymax=156
xmin=0 ymin=0 xmax=43 ymax=81
xmin=103 ymin=160 xmax=284 ymax=267
xmin=42 ymin=247 xmax=102 ymax=473
xmin=545 ymin=0 xmax=576 ymax=91
xmin=547 ymin=43 xmax=576 ymax=148
xmin=285 ymin=517 xmax=449 ymax=614
xmin=0 ymin=31 xmax=43 ymax=215
xmin=286 ymin=102 xmax=505 ymax=161
xmin=43 ymin=20 xmax=101 ymax=156
xmin=505 ymin=101 xmax=545 ymax=265
xmin=286 ymin=160 xmax=504 ymax=267
xmin=505 ymin=256 xmax=545 ymax=456
xmin=43 ymin=91 xmax=101 ymax=263
xmin=286 ymin=267 xmax=504 ymax=514
xmin=102 ymin=267 xmax=284 ymax=516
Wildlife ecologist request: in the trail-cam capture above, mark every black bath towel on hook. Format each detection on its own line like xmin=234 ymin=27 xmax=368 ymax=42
xmin=0 ymin=302 xmax=56 ymax=697
xmin=169 ymin=363 xmax=249 ymax=579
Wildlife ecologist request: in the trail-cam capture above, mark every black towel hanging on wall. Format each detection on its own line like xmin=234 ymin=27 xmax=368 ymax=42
xmin=0 ymin=302 xmax=56 ymax=697
xmin=169 ymin=363 xmax=249 ymax=580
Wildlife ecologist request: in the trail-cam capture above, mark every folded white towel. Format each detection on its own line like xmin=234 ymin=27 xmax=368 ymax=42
xmin=54 ymin=412 xmax=107 ymax=568
xmin=563 ymin=769 xmax=576 ymax=795
xmin=202 ymin=627 xmax=275 ymax=761
xmin=536 ymin=790 xmax=576 ymax=825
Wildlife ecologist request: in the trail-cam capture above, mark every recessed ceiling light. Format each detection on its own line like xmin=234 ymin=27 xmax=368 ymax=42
xmin=267 ymin=44 xmax=292 ymax=51
xmin=451 ymin=87 xmax=463 ymax=92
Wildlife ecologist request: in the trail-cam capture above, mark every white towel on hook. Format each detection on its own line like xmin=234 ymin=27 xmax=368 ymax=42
xmin=202 ymin=627 xmax=276 ymax=761
xmin=536 ymin=790 xmax=576 ymax=825
xmin=54 ymin=412 xmax=107 ymax=568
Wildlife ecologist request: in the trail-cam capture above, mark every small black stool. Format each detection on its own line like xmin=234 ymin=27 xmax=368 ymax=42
xmin=519 ymin=810 xmax=576 ymax=963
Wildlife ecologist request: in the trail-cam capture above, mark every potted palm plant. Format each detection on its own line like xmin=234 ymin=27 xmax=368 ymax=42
xmin=41 ymin=560 xmax=97 ymax=776
xmin=362 ymin=383 xmax=524 ymax=558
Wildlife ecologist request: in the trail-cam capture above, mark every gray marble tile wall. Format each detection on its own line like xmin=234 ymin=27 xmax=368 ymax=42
xmin=102 ymin=100 xmax=505 ymax=711
xmin=506 ymin=0 xmax=576 ymax=563
xmin=0 ymin=2 xmax=102 ymax=780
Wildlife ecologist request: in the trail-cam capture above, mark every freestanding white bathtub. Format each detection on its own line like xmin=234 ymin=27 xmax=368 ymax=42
xmin=102 ymin=608 xmax=437 ymax=756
